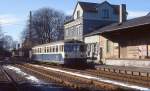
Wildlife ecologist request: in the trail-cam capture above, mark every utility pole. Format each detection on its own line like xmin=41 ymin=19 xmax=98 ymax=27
xmin=29 ymin=11 xmax=32 ymax=47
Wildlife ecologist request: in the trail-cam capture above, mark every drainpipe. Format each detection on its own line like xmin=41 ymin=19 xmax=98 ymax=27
xmin=119 ymin=44 xmax=121 ymax=59
xmin=146 ymin=44 xmax=149 ymax=58
xmin=119 ymin=4 xmax=126 ymax=24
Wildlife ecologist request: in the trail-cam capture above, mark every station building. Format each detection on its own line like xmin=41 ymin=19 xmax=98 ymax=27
xmin=86 ymin=13 xmax=150 ymax=68
xmin=64 ymin=1 xmax=127 ymax=63
xmin=64 ymin=1 xmax=126 ymax=41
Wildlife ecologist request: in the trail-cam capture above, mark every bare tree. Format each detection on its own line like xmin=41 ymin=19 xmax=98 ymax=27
xmin=0 ymin=26 xmax=4 ymax=49
xmin=2 ymin=35 xmax=14 ymax=50
xmin=22 ymin=7 xmax=66 ymax=47
xmin=0 ymin=26 xmax=15 ymax=50
xmin=0 ymin=27 xmax=16 ymax=57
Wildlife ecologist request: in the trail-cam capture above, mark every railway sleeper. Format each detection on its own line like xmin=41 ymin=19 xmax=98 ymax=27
xmin=19 ymin=64 xmax=150 ymax=89
xmin=99 ymin=70 xmax=149 ymax=81
xmin=17 ymin=65 xmax=96 ymax=89
xmin=94 ymin=71 xmax=150 ymax=87
xmin=23 ymin=64 xmax=93 ymax=84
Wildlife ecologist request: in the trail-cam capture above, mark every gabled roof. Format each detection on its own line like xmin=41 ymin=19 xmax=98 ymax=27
xmin=85 ymin=15 xmax=150 ymax=36
xmin=73 ymin=1 xmax=120 ymax=15
xmin=78 ymin=1 xmax=98 ymax=12
xmin=67 ymin=1 xmax=123 ymax=24
xmin=147 ymin=12 xmax=150 ymax=16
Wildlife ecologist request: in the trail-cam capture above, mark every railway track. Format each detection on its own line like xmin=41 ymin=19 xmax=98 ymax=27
xmin=14 ymin=63 xmax=141 ymax=91
xmin=31 ymin=63 xmax=150 ymax=87
xmin=86 ymin=69 xmax=150 ymax=87
xmin=0 ymin=65 xmax=19 ymax=91
xmin=15 ymin=64 xmax=101 ymax=91
xmin=7 ymin=59 xmax=150 ymax=90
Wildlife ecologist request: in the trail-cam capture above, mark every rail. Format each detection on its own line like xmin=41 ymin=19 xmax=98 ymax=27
xmin=0 ymin=65 xmax=20 ymax=91
xmin=15 ymin=63 xmax=142 ymax=91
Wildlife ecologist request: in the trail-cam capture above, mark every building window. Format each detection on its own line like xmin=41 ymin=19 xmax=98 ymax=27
xmin=71 ymin=27 xmax=74 ymax=36
xmin=102 ymin=9 xmax=109 ymax=19
xmin=65 ymin=30 xmax=68 ymax=36
xmin=66 ymin=29 xmax=69 ymax=37
xmin=79 ymin=26 xmax=82 ymax=35
xmin=67 ymin=29 xmax=70 ymax=37
xmin=77 ymin=26 xmax=80 ymax=36
xmin=77 ymin=10 xmax=80 ymax=18
xmin=106 ymin=40 xmax=110 ymax=53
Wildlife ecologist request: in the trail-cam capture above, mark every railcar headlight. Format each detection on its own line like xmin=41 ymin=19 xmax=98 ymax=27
xmin=65 ymin=54 xmax=68 ymax=58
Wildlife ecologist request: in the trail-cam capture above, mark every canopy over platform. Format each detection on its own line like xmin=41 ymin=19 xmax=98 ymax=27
xmin=87 ymin=15 xmax=150 ymax=46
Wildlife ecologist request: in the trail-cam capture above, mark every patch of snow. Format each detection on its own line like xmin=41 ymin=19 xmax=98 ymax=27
xmin=4 ymin=65 xmax=40 ymax=83
xmin=33 ymin=65 xmax=150 ymax=91
xmin=26 ymin=75 xmax=39 ymax=82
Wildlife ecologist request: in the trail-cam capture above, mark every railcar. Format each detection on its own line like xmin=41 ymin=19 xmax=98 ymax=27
xmin=31 ymin=40 xmax=87 ymax=65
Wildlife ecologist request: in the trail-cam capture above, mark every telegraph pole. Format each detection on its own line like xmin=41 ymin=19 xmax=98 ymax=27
xmin=29 ymin=11 xmax=32 ymax=47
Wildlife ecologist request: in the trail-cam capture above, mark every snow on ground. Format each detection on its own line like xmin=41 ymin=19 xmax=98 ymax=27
xmin=4 ymin=65 xmax=40 ymax=83
xmin=33 ymin=65 xmax=150 ymax=91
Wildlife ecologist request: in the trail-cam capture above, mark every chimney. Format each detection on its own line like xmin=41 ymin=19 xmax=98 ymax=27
xmin=18 ymin=44 xmax=20 ymax=49
xmin=119 ymin=4 xmax=126 ymax=24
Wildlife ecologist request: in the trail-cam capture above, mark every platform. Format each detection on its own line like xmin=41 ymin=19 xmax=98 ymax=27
xmin=104 ymin=59 xmax=150 ymax=68
xmin=95 ymin=65 xmax=150 ymax=77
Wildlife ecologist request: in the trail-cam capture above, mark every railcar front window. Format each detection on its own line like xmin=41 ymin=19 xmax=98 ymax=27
xmin=80 ymin=45 xmax=85 ymax=52
xmin=65 ymin=44 xmax=83 ymax=52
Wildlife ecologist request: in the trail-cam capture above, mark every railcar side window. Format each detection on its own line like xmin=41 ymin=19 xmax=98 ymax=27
xmin=56 ymin=45 xmax=58 ymax=52
xmin=61 ymin=45 xmax=63 ymax=52
xmin=59 ymin=45 xmax=61 ymax=52
xmin=49 ymin=47 xmax=50 ymax=52
xmin=53 ymin=46 xmax=55 ymax=52
xmin=50 ymin=46 xmax=52 ymax=52
xmin=51 ymin=46 xmax=53 ymax=52
xmin=42 ymin=48 xmax=44 ymax=53
xmin=45 ymin=47 xmax=47 ymax=53
xmin=38 ymin=48 xmax=40 ymax=53
xmin=40 ymin=48 xmax=42 ymax=53
xmin=59 ymin=45 xmax=62 ymax=52
xmin=47 ymin=47 xmax=49 ymax=52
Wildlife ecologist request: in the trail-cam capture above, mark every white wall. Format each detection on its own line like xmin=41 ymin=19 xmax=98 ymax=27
xmin=84 ymin=35 xmax=100 ymax=43
xmin=84 ymin=35 xmax=100 ymax=63
xmin=73 ymin=4 xmax=83 ymax=20
xmin=105 ymin=59 xmax=150 ymax=68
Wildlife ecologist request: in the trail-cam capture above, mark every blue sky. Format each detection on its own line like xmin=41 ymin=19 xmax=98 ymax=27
xmin=0 ymin=0 xmax=150 ymax=42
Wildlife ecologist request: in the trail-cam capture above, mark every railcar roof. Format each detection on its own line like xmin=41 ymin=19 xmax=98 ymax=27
xmin=32 ymin=39 xmax=84 ymax=48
